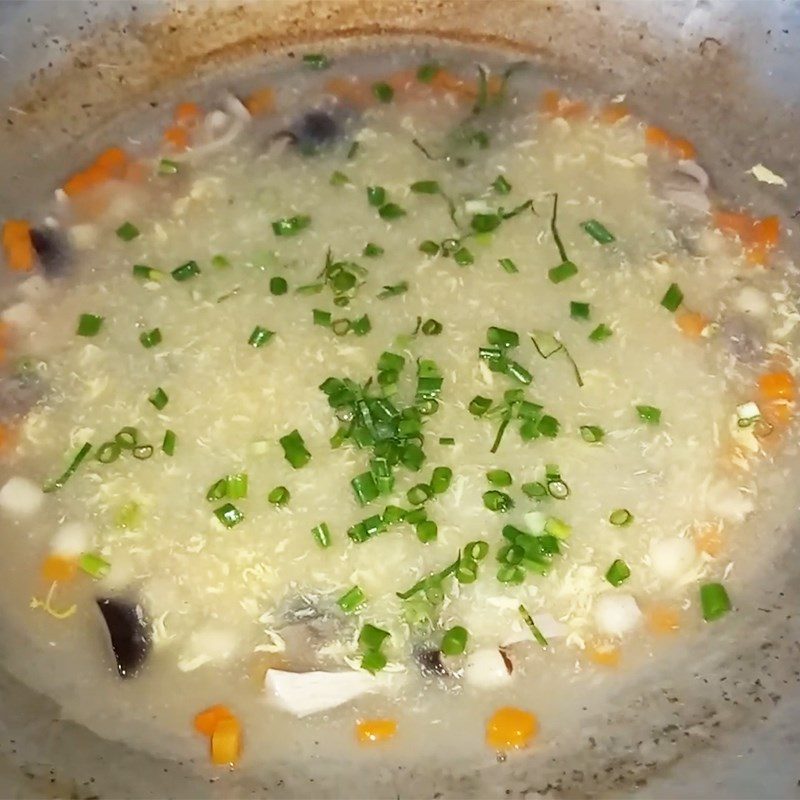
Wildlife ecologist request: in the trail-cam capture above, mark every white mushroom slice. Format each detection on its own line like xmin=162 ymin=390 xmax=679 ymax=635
xmin=593 ymin=593 xmax=642 ymax=637
xmin=0 ymin=476 xmax=44 ymax=518
xmin=50 ymin=521 xmax=90 ymax=556
xmin=649 ymin=537 xmax=696 ymax=580
xmin=264 ymin=669 xmax=376 ymax=717
xmin=464 ymin=648 xmax=512 ymax=688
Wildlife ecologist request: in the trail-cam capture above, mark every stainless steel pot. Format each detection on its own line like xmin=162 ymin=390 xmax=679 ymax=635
xmin=0 ymin=1 xmax=798 ymax=797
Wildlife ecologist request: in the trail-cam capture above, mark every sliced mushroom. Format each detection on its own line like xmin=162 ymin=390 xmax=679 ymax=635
xmin=0 ymin=367 xmax=46 ymax=419
xmin=270 ymin=106 xmax=356 ymax=154
xmin=30 ymin=227 xmax=71 ymax=277
xmin=414 ymin=647 xmax=450 ymax=677
xmin=96 ymin=598 xmax=150 ymax=679
xmin=264 ymin=668 xmax=377 ymax=717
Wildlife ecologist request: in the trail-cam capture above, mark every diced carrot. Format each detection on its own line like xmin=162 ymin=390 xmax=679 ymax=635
xmin=758 ymin=370 xmax=795 ymax=402
xmin=210 ymin=716 xmax=241 ymax=766
xmin=2 ymin=220 xmax=35 ymax=272
xmin=62 ymin=148 xmax=128 ymax=197
xmin=676 ymin=311 xmax=709 ymax=339
xmin=587 ymin=644 xmax=620 ymax=668
xmin=485 ymin=706 xmax=538 ymax=750
xmin=41 ymin=555 xmax=77 ymax=584
xmin=386 ymin=68 xmax=418 ymax=95
xmin=94 ymin=147 xmax=128 ymax=179
xmin=174 ymin=102 xmax=202 ymax=128
xmin=194 ymin=704 xmax=234 ymax=737
xmin=244 ymin=87 xmax=275 ymax=116
xmin=428 ymin=69 xmax=502 ymax=101
xmin=646 ymin=604 xmax=680 ymax=634
xmin=645 ymin=125 xmax=696 ymax=160
xmin=599 ymin=103 xmax=631 ymax=123
xmin=325 ymin=77 xmax=374 ymax=108
xmin=713 ymin=210 xmax=780 ymax=266
xmin=355 ymin=718 xmax=398 ymax=745
xmin=123 ymin=160 xmax=148 ymax=184
xmin=163 ymin=125 xmax=190 ymax=152
xmin=539 ymin=89 xmax=588 ymax=120
xmin=0 ymin=422 xmax=11 ymax=449
xmin=693 ymin=522 xmax=723 ymax=556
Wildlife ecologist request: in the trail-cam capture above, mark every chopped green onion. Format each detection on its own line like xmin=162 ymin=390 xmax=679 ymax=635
xmin=609 ymin=508 xmax=633 ymax=526
xmin=96 ymin=441 xmax=121 ymax=464
xmin=497 ymin=564 xmax=526 ymax=584
xmin=453 ymin=247 xmax=474 ymax=266
xmin=360 ymin=650 xmax=387 ymax=674
xmin=468 ymin=395 xmax=492 ymax=417
xmin=439 ymin=436 xmax=455 ymax=446
xmin=483 ymin=489 xmax=514 ymax=512
xmin=115 ymin=427 xmax=137 ymax=449
xmin=162 ymin=429 xmax=176 ymax=456
xmin=76 ymin=313 xmax=103 ymax=337
xmin=379 ymin=202 xmax=406 ymax=220
xmin=544 ymin=516 xmax=571 ymax=539
xmin=492 ymin=175 xmax=512 ymax=195
xmin=549 ymin=260 xmax=579 ymax=283
xmin=635 ymin=404 xmax=662 ymax=424
xmin=660 ymin=282 xmax=684 ymax=313
xmin=351 ymin=471 xmax=379 ymax=506
xmin=132 ymin=444 xmax=153 ymax=460
xmin=78 ymin=552 xmax=110 ymax=579
xmin=114 ymin=501 xmax=140 ymax=529
xmin=589 ymin=323 xmax=613 ymax=342
xmin=313 ymin=309 xmax=332 ymax=327
xmin=211 ymin=254 xmax=230 ymax=269
xmin=279 ymin=429 xmax=311 ymax=468
xmin=359 ymin=623 xmax=390 ymax=651
xmin=430 ymin=466 xmax=453 ymax=494
xmin=347 ymin=141 xmax=359 ymax=160
xmin=382 ymin=505 xmax=406 ymax=525
xmin=297 ymin=283 xmax=324 ymax=296
xmin=405 ymin=507 xmax=428 ymax=525
xmin=206 ymin=479 xmax=228 ymax=502
xmin=505 ymin=360 xmax=533 ymax=385
xmin=521 ymin=481 xmax=548 ymax=499
xmin=311 ymin=522 xmax=331 ymax=548
xmin=579 ymin=425 xmax=605 ymax=443
xmin=171 ymin=260 xmax=200 ymax=281
xmin=499 ymin=257 xmax=518 ymax=273
xmin=271 ymin=215 xmax=311 ymax=237
xmin=337 ymin=585 xmax=366 ymax=613
xmin=416 ymin=519 xmax=438 ymax=543
xmin=372 ymin=82 xmax=394 ymax=103
xmin=214 ymin=503 xmax=244 ymax=528
xmin=378 ymin=351 xmax=405 ymax=372
xmin=416 ymin=63 xmax=440 ymax=82
xmin=270 ymin=276 xmax=288 ymax=295
xmin=700 ymin=582 xmax=731 ymax=621
xmin=487 ymin=326 xmax=519 ymax=349
xmin=351 ymin=314 xmax=371 ymax=336
xmin=248 ymin=326 xmax=274 ymax=348
xmin=407 ymin=483 xmax=433 ymax=505
xmin=519 ymin=604 xmax=548 ymax=647
xmin=545 ymin=464 xmax=569 ymax=499
xmin=329 ymin=170 xmax=350 ymax=186
xmin=419 ymin=240 xmax=440 ymax=256
xmin=139 ymin=328 xmax=162 ymax=349
xmin=581 ymin=219 xmax=616 ymax=244
xmin=226 ymin=473 xmax=248 ymax=500
xmin=441 ymin=625 xmax=468 ymax=656
xmin=377 ymin=281 xmax=408 ymax=299
xmin=537 ymin=414 xmax=561 ymax=438
xmin=158 ymin=158 xmax=179 ymax=175
xmin=363 ymin=242 xmax=384 ymax=258
xmin=410 ymin=180 xmax=440 ymax=194
xmin=115 ymin=221 xmax=140 ymax=242
xmin=148 ymin=387 xmax=168 ymax=411
xmin=605 ymin=559 xmax=631 ymax=587
xmin=303 ymin=53 xmax=330 ymax=69
xmin=487 ymin=469 xmax=512 ymax=487
xmin=570 ymin=301 xmax=590 ymax=320
xmin=421 ymin=318 xmax=443 ymax=336
xmin=132 ymin=264 xmax=163 ymax=281
xmin=549 ymin=192 xmax=569 ymax=262
xmin=267 ymin=485 xmax=290 ymax=506
xmin=367 ymin=186 xmax=386 ymax=207
xmin=42 ymin=441 xmax=93 ymax=493
xmin=470 ymin=213 xmax=502 ymax=234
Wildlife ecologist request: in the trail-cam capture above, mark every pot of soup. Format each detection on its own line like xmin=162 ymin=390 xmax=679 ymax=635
xmin=0 ymin=1 xmax=798 ymax=797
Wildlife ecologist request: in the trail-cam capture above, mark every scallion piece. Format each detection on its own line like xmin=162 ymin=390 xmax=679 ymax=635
xmin=267 ymin=485 xmax=290 ymax=506
xmin=329 ymin=170 xmax=350 ymax=186
xmin=367 ymin=186 xmax=386 ymax=207
xmin=132 ymin=264 xmax=163 ymax=281
xmin=492 ymin=175 xmax=512 ymax=195
xmin=544 ymin=516 xmax=571 ymax=539
xmin=379 ymin=202 xmax=406 ymax=220
xmin=579 ymin=425 xmax=605 ymax=443
xmin=148 ymin=387 xmax=168 ymax=411
xmin=439 ymin=436 xmax=455 ymax=446
xmin=549 ymin=260 xmax=579 ymax=283
xmin=430 ymin=466 xmax=453 ymax=494
xmin=487 ymin=469 xmax=512 ymax=487
xmin=373 ymin=82 xmax=394 ymax=103
xmin=43 ymin=441 xmax=93 ymax=493
xmin=487 ymin=326 xmax=519 ymax=349
xmin=211 ymin=254 xmax=230 ymax=269
xmin=351 ymin=314 xmax=371 ymax=336
xmin=363 ymin=242 xmax=384 ymax=258
xmin=416 ymin=519 xmax=438 ymax=543
xmin=337 ymin=585 xmax=366 ymax=613
xmin=589 ymin=323 xmax=613 ymax=342
xmin=309 ymin=522 xmax=330 ymax=548
xmin=360 ymin=649 xmax=387 ymax=673
xmin=272 ymin=215 xmax=311 ymax=237
xmin=404 ymin=507 xmax=427 ymax=525
xmin=470 ymin=213 xmax=502 ymax=234
xmin=76 ymin=313 xmax=103 ymax=337
xmin=158 ymin=158 xmax=179 ymax=175
xmin=660 ymin=282 xmax=684 ymax=313
xmin=302 ymin=51 xmax=330 ymax=68
xmin=114 ymin=428 xmax=136 ymax=450
xmin=279 ymin=429 xmax=311 ymax=468
xmin=270 ymin=276 xmax=288 ymax=295
xmin=605 ymin=559 xmax=631 ymax=587
xmin=313 ymin=309 xmax=332 ymax=327
xmin=521 ymin=481 xmax=547 ymax=499
xmin=417 ymin=63 xmax=439 ymax=82
xmin=609 ymin=508 xmax=633 ymax=526
xmin=453 ymin=247 xmax=474 ymax=266
xmin=351 ymin=471 xmax=379 ymax=506
xmin=570 ymin=301 xmax=590 ymax=320
xmin=419 ymin=240 xmax=440 ymax=256
xmin=407 ymin=483 xmax=433 ymax=505
xmin=581 ymin=219 xmax=616 ymax=244
xmin=132 ymin=444 xmax=153 ymax=460
xmin=440 ymin=625 xmax=468 ymax=656
xmin=96 ymin=441 xmax=121 ymax=464
xmin=377 ymin=281 xmax=408 ymax=299
xmin=162 ymin=429 xmax=176 ymax=456
xmin=171 ymin=260 xmax=200 ymax=281
xmin=519 ymin=604 xmax=548 ymax=647
xmin=421 ymin=318 xmax=443 ymax=336
xmin=410 ymin=180 xmax=440 ymax=194
xmin=248 ymin=326 xmax=274 ymax=348
xmin=468 ymin=396 xmax=492 ymax=417
xmin=359 ymin=624 xmax=390 ymax=652
xmin=499 ymin=257 xmax=518 ymax=273
xmin=497 ymin=564 xmax=525 ymax=584
xmin=483 ymin=489 xmax=514 ymax=512
xmin=214 ymin=502 xmax=244 ymax=528
xmin=115 ymin=221 xmax=140 ymax=242
xmin=78 ymin=552 xmax=110 ymax=579
xmin=700 ymin=582 xmax=731 ymax=621
xmin=139 ymin=328 xmax=162 ymax=349
xmin=505 ymin=360 xmax=533 ymax=385
xmin=226 ymin=473 xmax=248 ymax=500
xmin=635 ymin=404 xmax=662 ymax=424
